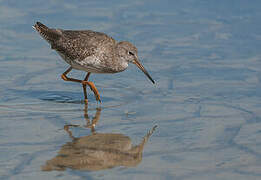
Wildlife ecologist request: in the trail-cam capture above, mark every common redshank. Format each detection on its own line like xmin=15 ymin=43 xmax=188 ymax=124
xmin=33 ymin=22 xmax=155 ymax=103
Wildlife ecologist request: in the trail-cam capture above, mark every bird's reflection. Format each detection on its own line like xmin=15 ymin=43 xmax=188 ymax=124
xmin=42 ymin=104 xmax=157 ymax=171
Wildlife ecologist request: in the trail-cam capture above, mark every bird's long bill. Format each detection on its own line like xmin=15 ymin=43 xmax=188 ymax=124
xmin=134 ymin=59 xmax=155 ymax=84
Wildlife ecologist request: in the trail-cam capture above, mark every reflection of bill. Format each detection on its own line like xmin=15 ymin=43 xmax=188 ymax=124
xmin=42 ymin=106 xmax=157 ymax=171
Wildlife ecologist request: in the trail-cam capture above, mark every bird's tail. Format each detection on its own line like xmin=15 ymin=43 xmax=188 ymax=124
xmin=33 ymin=22 xmax=61 ymax=43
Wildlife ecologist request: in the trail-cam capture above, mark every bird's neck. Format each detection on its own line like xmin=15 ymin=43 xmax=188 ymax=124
xmin=114 ymin=45 xmax=129 ymax=72
xmin=114 ymin=57 xmax=128 ymax=72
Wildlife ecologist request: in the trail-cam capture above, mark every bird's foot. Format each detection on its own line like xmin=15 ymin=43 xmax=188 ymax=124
xmin=61 ymin=74 xmax=67 ymax=81
xmin=82 ymin=81 xmax=101 ymax=102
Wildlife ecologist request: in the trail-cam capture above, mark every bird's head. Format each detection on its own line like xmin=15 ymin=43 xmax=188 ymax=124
xmin=116 ymin=41 xmax=155 ymax=84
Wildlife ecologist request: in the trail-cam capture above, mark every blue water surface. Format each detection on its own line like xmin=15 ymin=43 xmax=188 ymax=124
xmin=1 ymin=0 xmax=261 ymax=179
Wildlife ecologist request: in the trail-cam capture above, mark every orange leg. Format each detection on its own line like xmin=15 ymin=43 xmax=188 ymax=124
xmin=82 ymin=72 xmax=90 ymax=103
xmin=61 ymin=66 xmax=101 ymax=103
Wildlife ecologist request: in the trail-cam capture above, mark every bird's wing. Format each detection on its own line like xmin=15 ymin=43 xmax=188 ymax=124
xmin=52 ymin=30 xmax=118 ymax=73
xmin=34 ymin=22 xmax=118 ymax=73
xmin=52 ymin=30 xmax=116 ymax=61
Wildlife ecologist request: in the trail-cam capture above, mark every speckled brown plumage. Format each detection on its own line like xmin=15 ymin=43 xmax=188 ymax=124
xmin=33 ymin=21 xmax=154 ymax=103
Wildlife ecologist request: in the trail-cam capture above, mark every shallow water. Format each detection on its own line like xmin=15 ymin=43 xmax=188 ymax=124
xmin=1 ymin=0 xmax=261 ymax=179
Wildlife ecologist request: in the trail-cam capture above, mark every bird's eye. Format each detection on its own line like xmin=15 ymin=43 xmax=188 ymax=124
xmin=128 ymin=51 xmax=134 ymax=56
